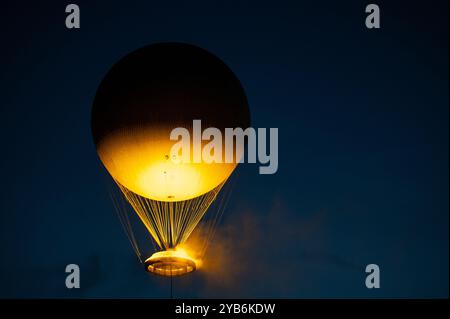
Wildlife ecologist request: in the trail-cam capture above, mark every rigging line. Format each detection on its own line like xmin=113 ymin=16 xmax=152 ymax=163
xmin=119 ymin=193 xmax=143 ymax=257
xmin=128 ymin=191 xmax=164 ymax=249
xmin=170 ymin=202 xmax=175 ymax=247
xmin=143 ymin=196 xmax=166 ymax=244
xmin=199 ymin=185 xmax=226 ymax=254
xmin=121 ymin=189 xmax=159 ymax=254
xmin=140 ymin=195 xmax=160 ymax=233
xmin=202 ymin=190 xmax=231 ymax=258
xmin=116 ymin=181 xmax=226 ymax=252
xmin=163 ymin=201 xmax=170 ymax=248
xmin=121 ymin=203 xmax=143 ymax=260
xmin=208 ymin=177 xmax=235 ymax=243
xmin=178 ymin=201 xmax=185 ymax=245
xmin=111 ymin=187 xmax=142 ymax=259
xmin=124 ymin=189 xmax=163 ymax=248
xmin=181 ymin=197 xmax=201 ymax=243
xmin=140 ymin=197 xmax=158 ymax=252
xmin=180 ymin=191 xmax=216 ymax=244
xmin=148 ymin=197 xmax=169 ymax=248
xmin=177 ymin=199 xmax=193 ymax=245
xmin=109 ymin=188 xmax=143 ymax=262
xmin=201 ymin=174 xmax=237 ymax=258
xmin=149 ymin=199 xmax=165 ymax=248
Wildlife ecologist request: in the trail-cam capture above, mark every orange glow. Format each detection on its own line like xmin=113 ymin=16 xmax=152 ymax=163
xmin=145 ymin=248 xmax=198 ymax=277
xmin=174 ymin=246 xmax=203 ymax=269
xmin=97 ymin=128 xmax=236 ymax=202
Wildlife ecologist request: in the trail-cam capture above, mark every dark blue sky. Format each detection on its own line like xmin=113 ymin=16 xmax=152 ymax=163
xmin=0 ymin=0 xmax=448 ymax=298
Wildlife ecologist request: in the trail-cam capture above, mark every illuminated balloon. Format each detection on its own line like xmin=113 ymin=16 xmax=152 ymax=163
xmin=91 ymin=43 xmax=250 ymax=276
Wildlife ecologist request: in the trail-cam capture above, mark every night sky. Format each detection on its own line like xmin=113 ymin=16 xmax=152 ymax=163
xmin=0 ymin=0 xmax=448 ymax=298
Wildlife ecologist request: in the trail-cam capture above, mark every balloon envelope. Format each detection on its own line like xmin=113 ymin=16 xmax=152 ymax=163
xmin=91 ymin=43 xmax=250 ymax=202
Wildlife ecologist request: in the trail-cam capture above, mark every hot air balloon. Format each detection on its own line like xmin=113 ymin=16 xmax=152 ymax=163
xmin=91 ymin=43 xmax=250 ymax=277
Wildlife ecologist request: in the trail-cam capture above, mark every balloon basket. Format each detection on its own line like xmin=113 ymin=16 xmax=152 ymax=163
xmin=144 ymin=250 xmax=196 ymax=277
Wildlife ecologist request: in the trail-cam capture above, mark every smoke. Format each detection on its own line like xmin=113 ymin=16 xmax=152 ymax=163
xmin=179 ymin=196 xmax=363 ymax=298
xmin=200 ymin=212 xmax=263 ymax=288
